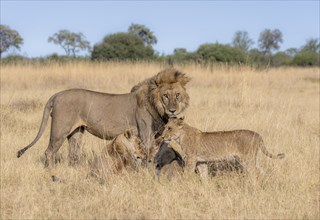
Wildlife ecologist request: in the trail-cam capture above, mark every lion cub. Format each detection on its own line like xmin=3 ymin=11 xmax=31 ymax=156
xmin=89 ymin=129 xmax=146 ymax=181
xmin=161 ymin=117 xmax=285 ymax=177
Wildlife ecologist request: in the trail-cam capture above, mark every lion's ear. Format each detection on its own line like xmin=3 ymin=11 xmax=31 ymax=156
xmin=148 ymin=79 xmax=159 ymax=92
xmin=178 ymin=75 xmax=191 ymax=87
xmin=152 ymin=78 xmax=160 ymax=88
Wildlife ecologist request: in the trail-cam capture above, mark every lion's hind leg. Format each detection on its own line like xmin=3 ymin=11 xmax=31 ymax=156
xmin=44 ymin=118 xmax=75 ymax=169
xmin=45 ymin=136 xmax=68 ymax=169
xmin=255 ymin=150 xmax=268 ymax=177
xmin=68 ymin=126 xmax=85 ymax=166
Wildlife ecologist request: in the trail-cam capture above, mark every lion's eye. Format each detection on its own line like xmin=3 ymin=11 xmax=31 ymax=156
xmin=176 ymin=93 xmax=180 ymax=99
xmin=168 ymin=127 xmax=172 ymax=131
xmin=163 ymin=94 xmax=169 ymax=99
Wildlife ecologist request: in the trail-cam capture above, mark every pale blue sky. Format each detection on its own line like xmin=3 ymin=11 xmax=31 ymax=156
xmin=1 ymin=1 xmax=319 ymax=57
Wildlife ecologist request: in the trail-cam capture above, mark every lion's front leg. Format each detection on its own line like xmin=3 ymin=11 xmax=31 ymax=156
xmin=136 ymin=109 xmax=156 ymax=148
xmin=140 ymin=131 xmax=154 ymax=159
xmin=196 ymin=162 xmax=209 ymax=178
xmin=184 ymin=156 xmax=197 ymax=175
xmin=186 ymin=156 xmax=209 ymax=178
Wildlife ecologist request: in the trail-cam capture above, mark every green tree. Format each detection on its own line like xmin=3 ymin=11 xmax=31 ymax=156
xmin=271 ymin=52 xmax=292 ymax=66
xmin=285 ymin=48 xmax=298 ymax=57
xmin=197 ymin=43 xmax=246 ymax=64
xmin=248 ymin=49 xmax=267 ymax=66
xmin=301 ymin=38 xmax=320 ymax=53
xmin=91 ymin=32 xmax=154 ymax=61
xmin=169 ymin=48 xmax=198 ymax=63
xmin=232 ymin=30 xmax=254 ymax=51
xmin=128 ymin=23 xmax=157 ymax=46
xmin=258 ymin=29 xmax=283 ymax=55
xmin=174 ymin=48 xmax=187 ymax=55
xmin=0 ymin=25 xmax=23 ymax=58
xmin=48 ymin=30 xmax=90 ymax=57
xmin=291 ymin=51 xmax=320 ymax=66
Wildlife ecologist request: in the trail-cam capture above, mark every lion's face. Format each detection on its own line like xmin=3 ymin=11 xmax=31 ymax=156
xmin=159 ymin=83 xmax=189 ymax=118
xmin=115 ymin=130 xmax=146 ymax=165
xmin=151 ymin=81 xmax=190 ymax=118
xmin=161 ymin=117 xmax=184 ymax=143
xmin=133 ymin=69 xmax=190 ymax=119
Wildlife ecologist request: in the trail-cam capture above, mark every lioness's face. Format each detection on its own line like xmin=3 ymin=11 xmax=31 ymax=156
xmin=130 ymin=137 xmax=146 ymax=165
xmin=118 ymin=133 xmax=146 ymax=165
xmin=161 ymin=118 xmax=183 ymax=143
xmin=159 ymin=83 xmax=189 ymax=118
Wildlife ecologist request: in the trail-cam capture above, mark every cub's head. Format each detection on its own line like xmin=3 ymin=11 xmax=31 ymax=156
xmin=114 ymin=129 xmax=146 ymax=165
xmin=161 ymin=117 xmax=185 ymax=143
xmin=149 ymin=69 xmax=190 ymax=118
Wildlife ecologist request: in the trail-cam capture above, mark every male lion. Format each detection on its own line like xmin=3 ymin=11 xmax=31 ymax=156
xmin=17 ymin=69 xmax=190 ymax=168
xmin=88 ymin=129 xmax=146 ymax=182
xmin=159 ymin=117 xmax=285 ymax=177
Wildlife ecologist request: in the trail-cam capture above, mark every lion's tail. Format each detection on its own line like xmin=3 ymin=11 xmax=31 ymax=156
xmin=17 ymin=95 xmax=56 ymax=158
xmin=259 ymin=138 xmax=285 ymax=159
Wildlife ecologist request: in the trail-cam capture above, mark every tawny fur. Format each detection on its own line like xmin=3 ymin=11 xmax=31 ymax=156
xmin=89 ymin=130 xmax=146 ymax=182
xmin=17 ymin=68 xmax=191 ymax=168
xmin=161 ymin=117 xmax=285 ymax=177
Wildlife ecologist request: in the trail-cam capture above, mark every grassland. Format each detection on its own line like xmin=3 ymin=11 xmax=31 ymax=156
xmin=1 ymin=62 xmax=319 ymax=219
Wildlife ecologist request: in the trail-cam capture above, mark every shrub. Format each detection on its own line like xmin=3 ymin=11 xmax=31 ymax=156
xmin=248 ymin=49 xmax=266 ymax=65
xmin=271 ymin=52 xmax=293 ymax=66
xmin=291 ymin=51 xmax=320 ymax=66
xmin=1 ymin=55 xmax=29 ymax=65
xmin=168 ymin=48 xmax=199 ymax=63
xmin=91 ymin=33 xmax=154 ymax=61
xmin=196 ymin=44 xmax=246 ymax=64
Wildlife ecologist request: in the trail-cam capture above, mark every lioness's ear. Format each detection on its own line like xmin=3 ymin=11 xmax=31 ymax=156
xmin=124 ymin=129 xmax=133 ymax=139
xmin=177 ymin=117 xmax=185 ymax=126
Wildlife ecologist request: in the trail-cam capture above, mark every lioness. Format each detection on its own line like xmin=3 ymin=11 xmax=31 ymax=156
xmin=89 ymin=129 xmax=146 ymax=181
xmin=160 ymin=117 xmax=285 ymax=177
xmin=17 ymin=69 xmax=190 ymax=168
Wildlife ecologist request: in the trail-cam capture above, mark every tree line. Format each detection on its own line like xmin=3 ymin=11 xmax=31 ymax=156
xmin=1 ymin=23 xmax=319 ymax=67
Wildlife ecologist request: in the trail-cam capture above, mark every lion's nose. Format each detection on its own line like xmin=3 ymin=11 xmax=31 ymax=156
xmin=169 ymin=109 xmax=176 ymax=114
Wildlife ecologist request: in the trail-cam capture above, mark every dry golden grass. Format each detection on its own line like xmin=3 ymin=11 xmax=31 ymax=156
xmin=1 ymin=62 xmax=319 ymax=219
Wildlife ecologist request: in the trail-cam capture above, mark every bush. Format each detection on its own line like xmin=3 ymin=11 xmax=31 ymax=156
xmin=1 ymin=55 xmax=30 ymax=65
xmin=91 ymin=33 xmax=154 ymax=61
xmin=167 ymin=49 xmax=199 ymax=64
xmin=45 ymin=53 xmax=73 ymax=63
xmin=271 ymin=52 xmax=293 ymax=66
xmin=248 ymin=49 xmax=267 ymax=66
xmin=291 ymin=51 xmax=320 ymax=66
xmin=196 ymin=44 xmax=246 ymax=64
